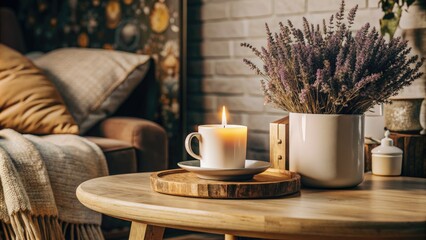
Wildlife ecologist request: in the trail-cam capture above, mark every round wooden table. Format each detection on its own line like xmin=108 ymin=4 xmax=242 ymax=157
xmin=76 ymin=172 xmax=426 ymax=240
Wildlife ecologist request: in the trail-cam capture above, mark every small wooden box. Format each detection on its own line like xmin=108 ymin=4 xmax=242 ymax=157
xmin=269 ymin=116 xmax=289 ymax=170
xmin=364 ymin=140 xmax=380 ymax=172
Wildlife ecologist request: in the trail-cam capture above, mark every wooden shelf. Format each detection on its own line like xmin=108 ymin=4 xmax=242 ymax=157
xmin=389 ymin=132 xmax=426 ymax=178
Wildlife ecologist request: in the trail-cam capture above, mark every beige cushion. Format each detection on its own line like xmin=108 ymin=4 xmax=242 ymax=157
xmin=33 ymin=48 xmax=150 ymax=133
xmin=0 ymin=44 xmax=79 ymax=134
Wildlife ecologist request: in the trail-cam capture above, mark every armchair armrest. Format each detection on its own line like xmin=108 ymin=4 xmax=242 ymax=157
xmin=87 ymin=117 xmax=168 ymax=172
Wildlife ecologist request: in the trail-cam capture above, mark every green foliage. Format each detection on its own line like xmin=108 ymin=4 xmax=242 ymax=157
xmin=379 ymin=0 xmax=416 ymax=38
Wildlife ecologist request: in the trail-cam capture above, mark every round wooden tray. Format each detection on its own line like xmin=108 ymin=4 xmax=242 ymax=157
xmin=150 ymin=168 xmax=300 ymax=199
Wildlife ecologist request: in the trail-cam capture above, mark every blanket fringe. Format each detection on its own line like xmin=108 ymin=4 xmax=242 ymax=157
xmin=4 ymin=212 xmax=63 ymax=240
xmin=60 ymin=221 xmax=104 ymax=240
xmin=0 ymin=215 xmax=103 ymax=240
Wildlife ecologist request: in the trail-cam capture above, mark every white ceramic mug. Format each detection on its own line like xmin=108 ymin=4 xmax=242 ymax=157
xmin=185 ymin=124 xmax=247 ymax=169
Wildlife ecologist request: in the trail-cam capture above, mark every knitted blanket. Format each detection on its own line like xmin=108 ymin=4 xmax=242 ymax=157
xmin=0 ymin=129 xmax=108 ymax=240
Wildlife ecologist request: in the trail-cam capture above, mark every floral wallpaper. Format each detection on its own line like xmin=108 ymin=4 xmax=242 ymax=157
xmin=18 ymin=0 xmax=183 ymax=165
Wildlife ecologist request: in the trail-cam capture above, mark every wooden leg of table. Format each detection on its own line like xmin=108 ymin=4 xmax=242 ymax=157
xmin=224 ymin=234 xmax=238 ymax=240
xmin=129 ymin=221 xmax=165 ymax=240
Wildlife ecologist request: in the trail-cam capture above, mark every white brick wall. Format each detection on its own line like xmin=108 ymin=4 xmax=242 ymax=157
xmin=215 ymin=59 xmax=253 ymax=76
xmin=231 ymin=0 xmax=273 ymax=18
xmin=200 ymin=41 xmax=232 ymax=57
xmin=244 ymin=77 xmax=264 ymax=96
xmin=188 ymin=60 xmax=215 ymax=76
xmin=200 ymin=2 xmax=228 ymax=20
xmin=307 ymin=0 xmax=366 ymax=12
xmin=233 ymin=39 xmax=266 ymax=57
xmin=202 ymin=78 xmax=245 ymax=94
xmin=203 ymin=21 xmax=248 ymax=39
xmin=275 ymin=0 xmax=306 ymax=14
xmin=248 ymin=17 xmax=275 ymax=37
xmin=217 ymin=96 xmax=264 ymax=113
xmin=187 ymin=0 xmax=426 ymax=161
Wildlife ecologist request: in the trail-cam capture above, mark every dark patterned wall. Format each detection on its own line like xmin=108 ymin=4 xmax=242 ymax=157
xmin=18 ymin=0 xmax=183 ymax=166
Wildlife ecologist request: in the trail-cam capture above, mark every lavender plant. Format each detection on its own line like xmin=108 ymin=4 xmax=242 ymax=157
xmin=241 ymin=0 xmax=424 ymax=114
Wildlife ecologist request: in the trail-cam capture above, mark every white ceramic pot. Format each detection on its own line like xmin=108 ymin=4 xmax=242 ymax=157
xmin=289 ymin=113 xmax=364 ymax=188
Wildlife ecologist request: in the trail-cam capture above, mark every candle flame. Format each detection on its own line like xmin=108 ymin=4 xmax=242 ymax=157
xmin=222 ymin=106 xmax=227 ymax=128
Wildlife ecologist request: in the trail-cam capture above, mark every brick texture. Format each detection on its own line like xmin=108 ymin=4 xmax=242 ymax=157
xmin=248 ymin=132 xmax=269 ymax=151
xmin=200 ymin=41 xmax=232 ymax=58
xmin=275 ymin=0 xmax=306 ymax=15
xmin=248 ymin=115 xmax=285 ymax=132
xmin=233 ymin=39 xmax=266 ymax=57
xmin=187 ymin=95 xmax=217 ymax=111
xmin=247 ymin=17 xmax=274 ymax=37
xmin=307 ymin=0 xmax=366 ymax=13
xmin=202 ymin=21 xmax=248 ymax=39
xmin=231 ymin=0 xmax=272 ymax=18
xmin=200 ymin=2 xmax=228 ymax=21
xmin=202 ymin=78 xmax=245 ymax=94
xmin=188 ymin=60 xmax=215 ymax=76
xmin=215 ymin=59 xmax=254 ymax=76
xmin=187 ymin=0 xmax=426 ymax=160
xmin=217 ymin=96 xmax=264 ymax=113
xmin=244 ymin=77 xmax=264 ymax=96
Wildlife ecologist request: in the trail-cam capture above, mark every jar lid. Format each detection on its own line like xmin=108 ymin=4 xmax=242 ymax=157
xmin=371 ymin=130 xmax=403 ymax=155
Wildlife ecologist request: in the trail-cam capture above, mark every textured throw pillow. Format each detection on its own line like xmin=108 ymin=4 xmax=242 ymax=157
xmin=0 ymin=44 xmax=79 ymax=134
xmin=33 ymin=48 xmax=150 ymax=134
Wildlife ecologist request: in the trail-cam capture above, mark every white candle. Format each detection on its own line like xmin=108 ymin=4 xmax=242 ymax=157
xmin=205 ymin=106 xmax=247 ymax=168
xmin=185 ymin=106 xmax=248 ymax=168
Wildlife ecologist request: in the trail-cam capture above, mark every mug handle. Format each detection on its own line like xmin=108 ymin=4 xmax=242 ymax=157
xmin=185 ymin=132 xmax=202 ymax=160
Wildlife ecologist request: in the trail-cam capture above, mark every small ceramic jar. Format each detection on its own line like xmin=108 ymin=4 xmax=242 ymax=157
xmin=371 ymin=130 xmax=403 ymax=176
